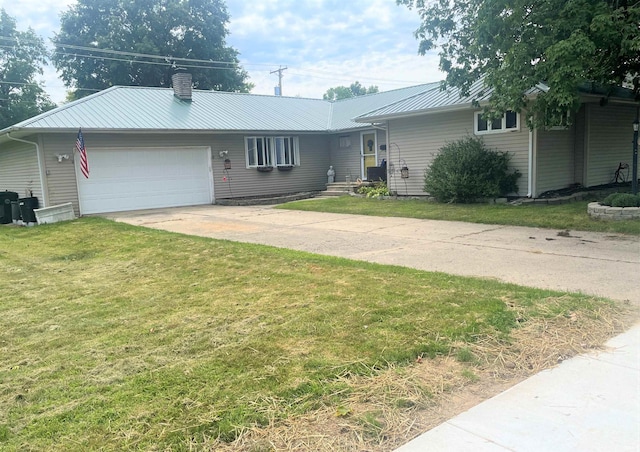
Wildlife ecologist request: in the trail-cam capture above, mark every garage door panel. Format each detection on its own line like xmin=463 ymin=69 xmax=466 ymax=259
xmin=78 ymin=147 xmax=212 ymax=214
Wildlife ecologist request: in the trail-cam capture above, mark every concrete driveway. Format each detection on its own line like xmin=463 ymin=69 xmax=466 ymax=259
xmin=106 ymin=204 xmax=639 ymax=303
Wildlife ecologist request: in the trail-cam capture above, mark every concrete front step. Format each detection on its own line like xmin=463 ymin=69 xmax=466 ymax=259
xmin=324 ymin=183 xmax=356 ymax=193
xmin=321 ymin=191 xmax=351 ymax=197
xmin=326 ymin=183 xmax=356 ymax=188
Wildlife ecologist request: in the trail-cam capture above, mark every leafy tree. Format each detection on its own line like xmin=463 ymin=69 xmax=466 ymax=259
xmin=0 ymin=9 xmax=56 ymax=129
xmin=52 ymin=0 xmax=251 ymax=99
xmin=323 ymin=81 xmax=379 ymax=101
xmin=398 ymin=0 xmax=640 ymax=127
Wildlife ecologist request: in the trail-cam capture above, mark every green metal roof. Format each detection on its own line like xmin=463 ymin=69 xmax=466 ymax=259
xmin=328 ymin=83 xmax=438 ymax=130
xmin=4 ymin=80 xmax=636 ymax=138
xmin=2 ymin=83 xmax=438 ymax=135
xmin=7 ymin=87 xmax=331 ymax=133
xmin=355 ymin=80 xmax=640 ymax=123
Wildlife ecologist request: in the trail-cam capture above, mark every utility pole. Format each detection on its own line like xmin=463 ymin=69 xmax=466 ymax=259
xmin=270 ymin=66 xmax=287 ymax=96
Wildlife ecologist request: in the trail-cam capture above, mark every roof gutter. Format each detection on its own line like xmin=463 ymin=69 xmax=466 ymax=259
xmin=580 ymin=94 xmax=640 ymax=106
xmin=354 ymin=103 xmax=476 ymax=124
xmin=6 ymin=132 xmax=49 ymax=207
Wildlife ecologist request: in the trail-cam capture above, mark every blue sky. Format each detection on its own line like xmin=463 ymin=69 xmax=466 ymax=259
xmin=1 ymin=0 xmax=444 ymax=103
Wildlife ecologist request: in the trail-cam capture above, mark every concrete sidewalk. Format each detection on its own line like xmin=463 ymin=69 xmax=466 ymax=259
xmin=106 ymin=205 xmax=640 ymax=451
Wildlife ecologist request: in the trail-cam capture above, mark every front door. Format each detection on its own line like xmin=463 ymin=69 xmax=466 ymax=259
xmin=361 ymin=132 xmax=377 ymax=180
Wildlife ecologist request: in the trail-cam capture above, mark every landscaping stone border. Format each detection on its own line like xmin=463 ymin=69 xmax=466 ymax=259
xmin=215 ymin=191 xmax=318 ymax=206
xmin=587 ymin=202 xmax=640 ymax=221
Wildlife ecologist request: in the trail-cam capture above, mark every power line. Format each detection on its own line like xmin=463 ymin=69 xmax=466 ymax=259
xmin=285 ymin=68 xmax=426 ymax=86
xmin=0 ymin=81 xmax=39 ymax=86
xmin=1 ymin=35 xmax=271 ymax=68
xmin=1 ymin=35 xmax=428 ymax=87
xmin=54 ymin=51 xmax=243 ymax=71
xmin=52 ymin=42 xmax=245 ymax=67
xmin=0 ymin=47 xmax=243 ymax=72
xmin=0 ymin=80 xmax=100 ymax=92
xmin=0 ymin=36 xmax=431 ymax=97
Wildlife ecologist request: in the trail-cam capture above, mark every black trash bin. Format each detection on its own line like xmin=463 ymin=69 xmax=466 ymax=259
xmin=11 ymin=200 xmax=21 ymax=223
xmin=19 ymin=197 xmax=39 ymax=224
xmin=0 ymin=191 xmax=19 ymax=224
xmin=367 ymin=166 xmax=386 ymax=182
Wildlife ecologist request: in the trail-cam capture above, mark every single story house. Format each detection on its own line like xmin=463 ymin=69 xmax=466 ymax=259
xmin=1 ymin=73 xmax=638 ymax=215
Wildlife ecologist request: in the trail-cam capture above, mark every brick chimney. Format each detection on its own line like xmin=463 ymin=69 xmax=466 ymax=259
xmin=172 ymin=70 xmax=192 ymax=102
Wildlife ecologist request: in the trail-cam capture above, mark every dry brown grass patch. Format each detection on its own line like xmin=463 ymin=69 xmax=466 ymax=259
xmin=206 ymin=301 xmax=638 ymax=452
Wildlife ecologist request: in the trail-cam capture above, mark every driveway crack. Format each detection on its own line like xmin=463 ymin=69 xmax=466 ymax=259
xmin=449 ymin=225 xmax=506 ymax=239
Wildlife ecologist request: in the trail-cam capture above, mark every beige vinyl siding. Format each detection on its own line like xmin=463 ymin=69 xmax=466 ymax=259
xmin=481 ymin=123 xmax=530 ymax=197
xmin=329 ymin=131 xmax=360 ymax=183
xmin=377 ymin=129 xmax=388 ymax=165
xmin=388 ymin=111 xmax=471 ymax=196
xmin=573 ymin=106 xmax=587 ymax=185
xmin=586 ymin=104 xmax=637 ymax=186
xmin=536 ymin=127 xmax=575 ymax=195
xmin=388 ymin=110 xmax=529 ymax=196
xmin=40 ymin=132 xmax=330 ymax=213
xmin=0 ymin=139 xmax=43 ymax=200
xmin=215 ymin=133 xmax=330 ymax=199
xmin=328 ymin=129 xmax=386 ymax=182
xmin=40 ymin=134 xmax=80 ymax=213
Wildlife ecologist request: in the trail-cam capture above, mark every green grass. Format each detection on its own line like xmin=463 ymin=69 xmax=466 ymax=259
xmin=0 ymin=218 xmax=623 ymax=450
xmin=277 ymin=197 xmax=640 ymax=235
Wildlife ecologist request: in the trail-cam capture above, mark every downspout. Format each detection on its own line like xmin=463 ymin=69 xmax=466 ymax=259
xmin=527 ymin=128 xmax=536 ymax=198
xmin=6 ymin=132 xmax=49 ymax=206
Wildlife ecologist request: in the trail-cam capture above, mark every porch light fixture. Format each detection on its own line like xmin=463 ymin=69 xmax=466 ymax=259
xmin=633 ymin=119 xmax=639 ymax=133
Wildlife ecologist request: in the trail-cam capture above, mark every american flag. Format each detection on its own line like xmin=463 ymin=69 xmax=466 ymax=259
xmin=76 ymin=129 xmax=89 ymax=178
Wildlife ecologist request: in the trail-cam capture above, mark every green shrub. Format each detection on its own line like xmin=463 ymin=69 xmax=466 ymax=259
xmin=601 ymin=192 xmax=640 ymax=207
xmin=423 ymin=136 xmax=521 ymax=203
xmin=602 ymin=193 xmax=617 ymax=206
xmin=357 ymin=181 xmax=390 ymax=199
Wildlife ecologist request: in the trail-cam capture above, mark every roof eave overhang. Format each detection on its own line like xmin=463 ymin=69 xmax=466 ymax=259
xmin=1 ymin=125 xmax=391 ymax=141
xmin=580 ymin=93 xmax=640 ymax=106
xmin=326 ymin=125 xmax=386 ymax=133
xmin=1 ymin=127 xmax=331 ymax=136
xmin=0 ymin=127 xmax=34 ymax=145
xmin=354 ymin=103 xmax=477 ymax=124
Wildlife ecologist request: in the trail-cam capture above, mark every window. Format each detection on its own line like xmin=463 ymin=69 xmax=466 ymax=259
xmin=475 ymin=111 xmax=519 ymax=135
xmin=245 ymin=137 xmax=272 ymax=167
xmin=548 ymin=111 xmax=571 ymax=130
xmin=339 ymin=136 xmax=351 ymax=148
xmin=245 ymin=136 xmax=300 ymax=168
xmin=274 ymin=137 xmax=297 ymax=166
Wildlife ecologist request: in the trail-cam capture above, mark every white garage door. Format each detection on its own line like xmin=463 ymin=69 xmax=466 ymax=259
xmin=77 ymin=147 xmax=213 ymax=214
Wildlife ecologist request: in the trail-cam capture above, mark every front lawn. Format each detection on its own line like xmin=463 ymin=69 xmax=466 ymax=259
xmin=278 ymin=196 xmax=640 ymax=235
xmin=0 ymin=218 xmax=633 ymax=450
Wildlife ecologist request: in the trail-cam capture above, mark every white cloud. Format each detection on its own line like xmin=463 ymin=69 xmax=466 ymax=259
xmin=1 ymin=0 xmax=444 ymax=104
xmin=227 ymin=0 xmax=444 ymax=97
